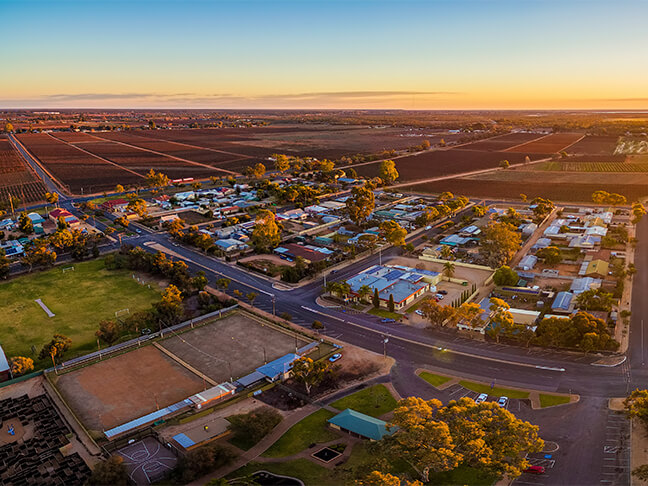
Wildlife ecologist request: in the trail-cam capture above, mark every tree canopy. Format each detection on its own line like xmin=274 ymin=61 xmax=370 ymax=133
xmin=387 ymin=396 xmax=543 ymax=481
xmin=480 ymin=222 xmax=521 ymax=268
xmin=251 ymin=209 xmax=281 ymax=252
xmin=378 ymin=160 xmax=399 ymax=185
xmin=346 ymin=184 xmax=375 ymax=225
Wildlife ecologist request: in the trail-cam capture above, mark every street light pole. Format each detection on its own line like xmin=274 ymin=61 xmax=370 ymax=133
xmin=272 ymin=294 xmax=276 ymax=316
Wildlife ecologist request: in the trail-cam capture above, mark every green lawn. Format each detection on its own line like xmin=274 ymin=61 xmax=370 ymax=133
xmin=0 ymin=257 xmax=160 ymax=365
xmin=262 ymin=409 xmax=338 ymax=458
xmin=330 ymin=384 xmax=398 ymax=418
xmin=368 ymin=308 xmax=401 ymax=320
xmin=419 ymin=371 xmax=452 ymax=388
xmin=231 ymin=444 xmax=493 ymax=486
xmin=539 ymin=394 xmax=571 ymax=408
xmin=459 ymin=380 xmax=530 ymax=399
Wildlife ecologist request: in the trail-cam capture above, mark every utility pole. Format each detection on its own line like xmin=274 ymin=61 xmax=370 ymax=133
xmin=381 ymin=334 xmax=388 ymax=359
xmin=272 ymin=294 xmax=276 ymax=316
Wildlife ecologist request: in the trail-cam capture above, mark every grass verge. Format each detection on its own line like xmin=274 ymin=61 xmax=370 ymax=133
xmin=368 ymin=308 xmax=401 ymax=320
xmin=419 ymin=371 xmax=452 ymax=388
xmin=539 ymin=394 xmax=571 ymax=408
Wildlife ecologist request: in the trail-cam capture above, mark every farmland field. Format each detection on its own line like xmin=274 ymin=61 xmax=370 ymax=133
xmin=0 ymin=136 xmax=47 ymax=204
xmin=354 ymin=149 xmax=549 ymax=181
xmin=554 ymin=161 xmax=648 ymax=172
xmin=17 ymin=132 xmax=145 ymax=193
xmin=0 ymin=257 xmax=161 ymax=366
xmin=504 ymin=133 xmax=583 ymax=154
xmin=407 ymin=178 xmax=648 ymax=202
xmin=405 ymin=168 xmax=648 ymax=202
xmin=565 ymin=135 xmax=619 ymax=155
xmin=453 ymin=132 xmax=543 ymax=152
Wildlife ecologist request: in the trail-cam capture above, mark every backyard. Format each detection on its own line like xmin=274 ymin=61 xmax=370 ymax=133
xmin=0 ymin=257 xmax=161 ymax=365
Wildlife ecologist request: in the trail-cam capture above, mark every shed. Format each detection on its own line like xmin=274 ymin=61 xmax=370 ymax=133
xmin=327 ymin=409 xmax=398 ymax=441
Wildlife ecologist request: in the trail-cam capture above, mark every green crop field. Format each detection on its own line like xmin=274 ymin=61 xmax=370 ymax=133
xmin=538 ymin=161 xmax=648 ymax=172
xmin=0 ymin=257 xmax=161 ymax=366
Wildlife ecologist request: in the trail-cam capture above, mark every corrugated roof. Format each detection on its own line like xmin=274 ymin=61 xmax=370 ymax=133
xmin=256 ymin=353 xmax=300 ymax=380
xmin=327 ymin=409 xmax=398 ymax=441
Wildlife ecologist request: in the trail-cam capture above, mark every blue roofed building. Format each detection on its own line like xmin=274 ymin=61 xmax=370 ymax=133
xmin=327 ymin=409 xmax=398 ymax=441
xmin=256 ymin=353 xmax=300 ymax=382
xmin=551 ymin=291 xmax=574 ymax=314
xmin=346 ymin=264 xmax=440 ymax=310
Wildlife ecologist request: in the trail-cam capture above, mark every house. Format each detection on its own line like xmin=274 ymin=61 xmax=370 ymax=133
xmin=27 ymin=212 xmax=45 ymax=224
xmin=327 ymin=409 xmax=398 ymax=441
xmin=585 ymin=259 xmax=609 ymax=278
xmin=459 ymin=225 xmax=481 ymax=237
xmin=48 ymin=208 xmax=80 ymax=227
xmin=274 ymin=243 xmax=333 ymax=264
xmin=551 ymin=292 xmax=574 ymax=314
xmin=440 ymin=234 xmax=472 ymax=247
xmin=570 ymin=277 xmax=602 ymax=294
xmin=532 ymin=237 xmax=551 ymax=251
xmin=520 ymin=223 xmax=538 ymax=236
xmin=214 ymin=238 xmax=247 ymax=252
xmin=100 ymin=198 xmax=129 ymax=212
xmin=276 ymin=208 xmax=307 ymax=221
xmin=517 ymin=255 xmax=538 ymax=271
xmin=568 ymin=235 xmax=599 ymax=249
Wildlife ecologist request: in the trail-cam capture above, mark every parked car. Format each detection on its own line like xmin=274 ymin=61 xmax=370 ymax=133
xmin=498 ymin=396 xmax=509 ymax=408
xmin=329 ymin=353 xmax=342 ymax=363
xmin=435 ymin=294 xmax=445 ymax=300
xmin=524 ymin=466 xmax=546 ymax=475
xmin=381 ymin=318 xmax=396 ymax=323
xmin=415 ymin=309 xmax=424 ymax=316
xmin=475 ymin=393 xmax=488 ymax=404
xmin=438 ymin=290 xmax=448 ymax=295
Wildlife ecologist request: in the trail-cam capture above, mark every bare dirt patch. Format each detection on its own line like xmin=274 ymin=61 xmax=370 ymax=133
xmin=54 ymin=346 xmax=204 ymax=431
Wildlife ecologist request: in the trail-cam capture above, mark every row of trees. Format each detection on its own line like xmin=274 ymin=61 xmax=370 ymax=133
xmin=420 ymin=294 xmax=618 ymax=352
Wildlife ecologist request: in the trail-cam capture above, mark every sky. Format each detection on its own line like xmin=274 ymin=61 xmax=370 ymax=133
xmin=1 ymin=0 xmax=647 ymax=110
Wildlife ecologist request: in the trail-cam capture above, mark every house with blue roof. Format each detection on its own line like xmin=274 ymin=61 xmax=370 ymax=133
xmin=551 ymin=291 xmax=574 ymax=314
xmin=328 ymin=409 xmax=398 ymax=441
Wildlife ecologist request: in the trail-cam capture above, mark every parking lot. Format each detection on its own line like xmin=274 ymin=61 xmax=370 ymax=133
xmin=443 ymin=383 xmax=532 ymax=413
xmin=514 ymin=445 xmax=559 ymax=486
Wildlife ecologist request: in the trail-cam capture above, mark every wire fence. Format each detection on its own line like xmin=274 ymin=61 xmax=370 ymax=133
xmin=46 ymin=304 xmax=239 ymax=374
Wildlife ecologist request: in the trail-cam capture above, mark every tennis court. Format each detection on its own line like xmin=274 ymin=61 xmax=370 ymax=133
xmin=160 ymin=312 xmax=310 ymax=383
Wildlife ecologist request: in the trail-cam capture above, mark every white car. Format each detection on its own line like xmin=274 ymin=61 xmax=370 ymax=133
xmin=435 ymin=294 xmax=445 ymax=300
xmin=415 ymin=309 xmax=424 ymax=316
xmin=475 ymin=393 xmax=488 ymax=404
xmin=498 ymin=396 xmax=509 ymax=408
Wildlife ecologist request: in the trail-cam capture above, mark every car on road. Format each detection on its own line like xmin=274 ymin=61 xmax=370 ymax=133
xmin=497 ymin=396 xmax=509 ymax=408
xmin=381 ymin=318 xmax=396 ymax=323
xmin=135 ymin=229 xmax=142 ymax=234
xmin=329 ymin=353 xmax=342 ymax=363
xmin=524 ymin=465 xmax=545 ymax=475
xmin=474 ymin=393 xmax=488 ymax=404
